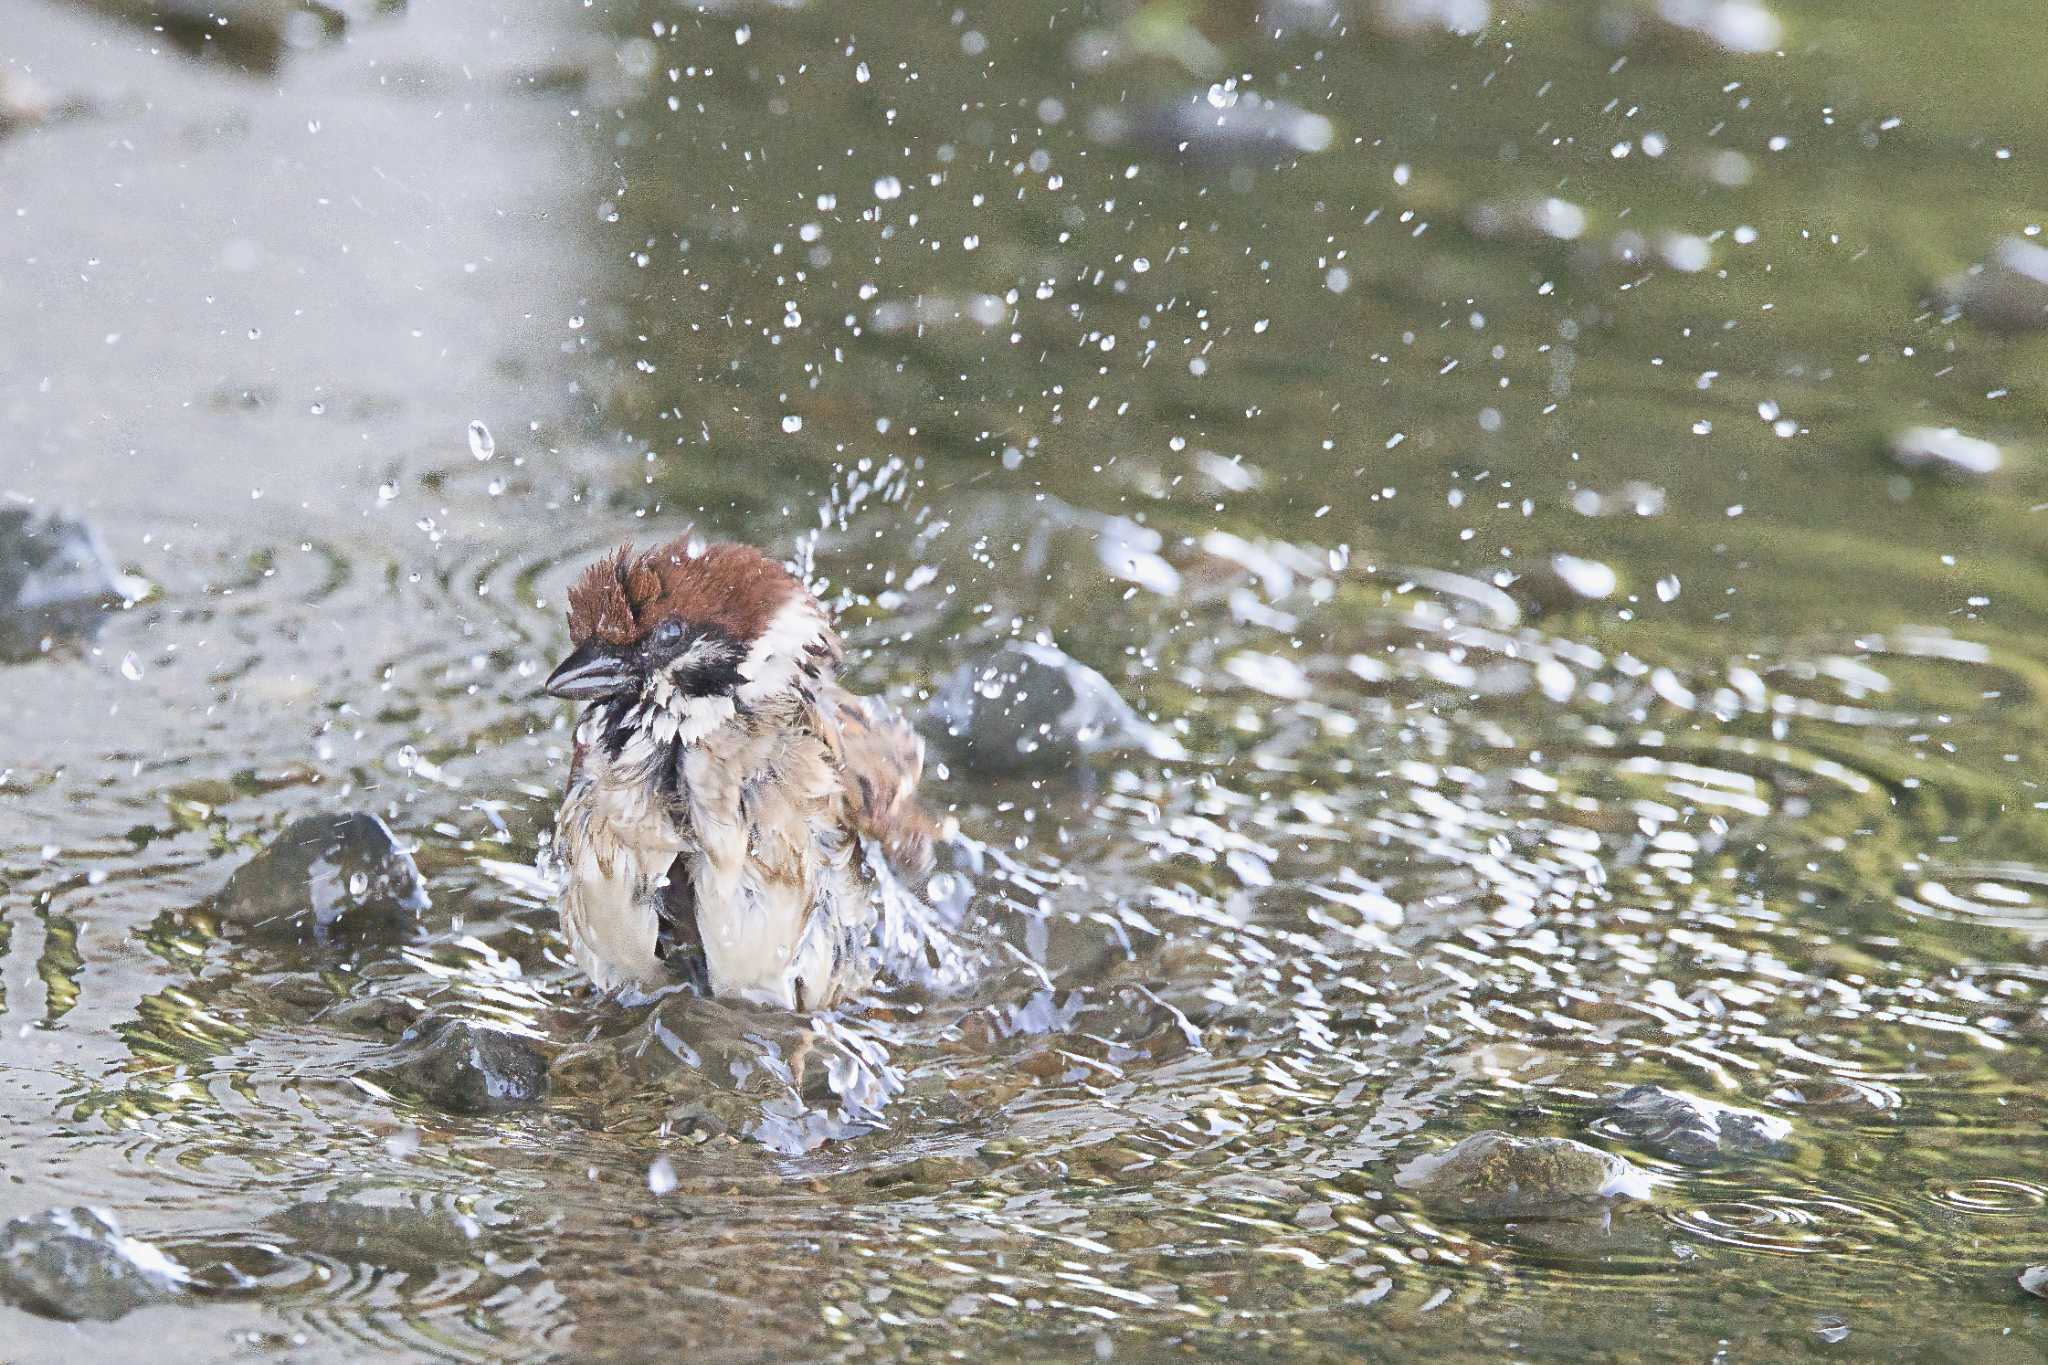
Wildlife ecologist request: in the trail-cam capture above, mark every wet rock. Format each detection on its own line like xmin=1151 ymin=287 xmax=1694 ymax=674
xmin=1934 ymin=237 xmax=2048 ymax=334
xmin=74 ymin=0 xmax=338 ymax=73
xmin=0 ymin=73 xmax=82 ymax=137
xmin=265 ymin=1187 xmax=481 ymax=1275
xmin=1887 ymin=426 xmax=2004 ymax=480
xmin=1600 ymin=1085 xmax=1793 ymax=1166
xmin=1090 ymin=87 xmax=1334 ymax=162
xmin=1601 ymin=0 xmax=1784 ymax=56
xmin=0 ymin=1207 xmax=185 ymax=1321
xmin=378 ymin=1014 xmax=550 ymax=1114
xmin=1395 ymin=1130 xmax=1653 ymax=1218
xmin=1467 ymin=195 xmax=1588 ymax=246
xmin=2021 ymin=1264 xmax=2048 ymax=1299
xmin=928 ymin=640 xmax=1186 ymax=777
xmin=1374 ymin=0 xmax=1492 ymax=38
xmin=215 ymin=813 xmax=430 ymax=944
xmin=1513 ymin=554 xmax=1619 ymax=615
xmin=0 ymin=506 xmax=146 ymax=657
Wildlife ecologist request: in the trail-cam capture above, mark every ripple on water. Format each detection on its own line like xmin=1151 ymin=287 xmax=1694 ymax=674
xmin=1896 ymin=863 xmax=2048 ymax=935
xmin=1925 ymin=1178 xmax=2048 ymax=1216
xmin=1663 ymin=1194 xmax=1908 ymax=1258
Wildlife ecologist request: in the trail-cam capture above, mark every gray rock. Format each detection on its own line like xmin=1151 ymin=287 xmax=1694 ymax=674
xmin=0 ymin=1207 xmax=185 ymax=1321
xmin=1601 ymin=1084 xmax=1793 ymax=1166
xmin=1887 ymin=425 xmax=2004 ymax=480
xmin=0 ymin=507 xmax=146 ymax=657
xmin=928 ymin=640 xmax=1186 ymax=777
xmin=216 ymin=813 xmax=430 ymax=944
xmin=2022 ymin=1264 xmax=2048 ymax=1298
xmin=1090 ymin=89 xmax=1334 ymax=161
xmin=1466 ymin=195 xmax=1588 ymax=245
xmin=1395 ymin=1130 xmax=1652 ymax=1218
xmin=265 ymin=1187 xmax=482 ymax=1275
xmin=1935 ymin=237 xmax=2048 ymax=333
xmin=379 ymin=1015 xmax=550 ymax=1114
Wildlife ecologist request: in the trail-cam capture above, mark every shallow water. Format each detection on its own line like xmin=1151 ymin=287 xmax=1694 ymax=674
xmin=4 ymin=0 xmax=2048 ymax=1359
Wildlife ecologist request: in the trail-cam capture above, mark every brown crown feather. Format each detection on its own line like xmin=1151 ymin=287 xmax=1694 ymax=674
xmin=566 ymin=539 xmax=806 ymax=648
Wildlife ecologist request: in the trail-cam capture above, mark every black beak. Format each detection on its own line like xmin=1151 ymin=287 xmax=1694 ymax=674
xmin=544 ymin=641 xmax=639 ymax=701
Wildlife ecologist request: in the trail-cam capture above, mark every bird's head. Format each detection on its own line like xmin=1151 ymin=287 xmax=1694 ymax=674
xmin=544 ymin=539 xmax=839 ymax=745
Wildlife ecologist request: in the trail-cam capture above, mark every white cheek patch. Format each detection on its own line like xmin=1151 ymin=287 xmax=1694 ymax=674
xmin=737 ymin=596 xmax=831 ymax=705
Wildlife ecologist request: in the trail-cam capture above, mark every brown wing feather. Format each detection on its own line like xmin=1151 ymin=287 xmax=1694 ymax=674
xmin=820 ymin=684 xmax=937 ymax=878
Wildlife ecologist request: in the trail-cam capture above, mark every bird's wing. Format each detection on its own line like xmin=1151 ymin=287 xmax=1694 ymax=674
xmin=817 ymin=682 xmax=937 ymax=878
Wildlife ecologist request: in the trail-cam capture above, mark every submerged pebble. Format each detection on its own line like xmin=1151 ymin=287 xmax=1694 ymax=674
xmin=927 ymin=640 xmax=1186 ymax=777
xmin=1090 ymin=87 xmax=1334 ymax=161
xmin=0 ymin=507 xmax=146 ymax=658
xmin=1466 ymin=195 xmax=1588 ymax=245
xmin=1515 ymin=554 xmax=1620 ymax=614
xmin=0 ymin=1207 xmax=185 ymax=1322
xmin=265 ymin=1186 xmax=483 ymax=1274
xmin=2021 ymin=1264 xmax=2048 ymax=1299
xmin=1600 ymin=1085 xmax=1793 ymax=1166
xmin=1602 ymin=0 xmax=1784 ymax=55
xmin=379 ymin=1014 xmax=550 ymax=1114
xmin=1887 ymin=426 xmax=2004 ymax=480
xmin=1395 ymin=1131 xmax=1653 ymax=1218
xmin=215 ymin=813 xmax=430 ymax=944
xmin=1934 ymin=237 xmax=2048 ymax=334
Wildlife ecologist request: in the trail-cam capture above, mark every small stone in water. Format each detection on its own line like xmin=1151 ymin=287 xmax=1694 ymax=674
xmin=1887 ymin=426 xmax=2002 ymax=480
xmin=214 ymin=812 xmax=430 ymax=944
xmin=648 ymin=1155 xmax=678 ymax=1195
xmin=1396 ymin=1130 xmax=1652 ymax=1218
xmin=0 ymin=1207 xmax=185 ymax=1321
xmin=1934 ymin=237 xmax=2048 ymax=333
xmin=378 ymin=1014 xmax=550 ymax=1114
xmin=927 ymin=640 xmax=1187 ymax=777
xmin=467 ymin=419 xmax=495 ymax=461
xmin=2021 ymin=1264 xmax=2048 ymax=1298
xmin=781 ymin=414 xmax=803 ymax=433
xmin=0 ymin=507 xmax=147 ymax=660
xmin=119 ymin=651 xmax=143 ymax=680
xmin=1601 ymin=1084 xmax=1792 ymax=1166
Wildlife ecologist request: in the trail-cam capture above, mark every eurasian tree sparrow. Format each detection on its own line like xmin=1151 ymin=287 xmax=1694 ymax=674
xmin=542 ymin=539 xmax=935 ymax=1009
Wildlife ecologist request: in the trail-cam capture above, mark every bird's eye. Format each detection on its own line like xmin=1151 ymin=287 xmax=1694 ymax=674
xmin=651 ymin=620 xmax=685 ymax=647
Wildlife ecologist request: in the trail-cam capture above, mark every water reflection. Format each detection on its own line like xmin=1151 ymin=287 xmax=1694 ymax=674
xmin=4 ymin=0 xmax=2048 ymax=1358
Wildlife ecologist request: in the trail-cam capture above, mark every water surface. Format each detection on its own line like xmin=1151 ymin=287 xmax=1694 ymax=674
xmin=4 ymin=0 xmax=2047 ymax=1359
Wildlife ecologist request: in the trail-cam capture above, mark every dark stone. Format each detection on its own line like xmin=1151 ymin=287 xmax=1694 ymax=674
xmin=1090 ymin=90 xmax=1334 ymax=161
xmin=927 ymin=641 xmax=1185 ymax=777
xmin=1601 ymin=1085 xmax=1793 ymax=1166
xmin=0 ymin=1207 xmax=184 ymax=1321
xmin=1935 ymin=237 xmax=2048 ymax=334
xmin=378 ymin=1014 xmax=550 ymax=1114
xmin=1395 ymin=1130 xmax=1652 ymax=1219
xmin=0 ymin=507 xmax=143 ymax=658
xmin=216 ymin=813 xmax=430 ymax=944
xmin=1887 ymin=426 xmax=2003 ymax=481
xmin=265 ymin=1187 xmax=482 ymax=1275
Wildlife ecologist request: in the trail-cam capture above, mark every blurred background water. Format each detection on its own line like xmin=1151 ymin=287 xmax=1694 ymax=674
xmin=3 ymin=0 xmax=2047 ymax=1359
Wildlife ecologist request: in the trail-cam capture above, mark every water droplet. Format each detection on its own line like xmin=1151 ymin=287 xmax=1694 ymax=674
xmin=120 ymin=652 xmax=143 ymax=681
xmin=467 ymin=419 xmax=495 ymax=461
xmin=781 ymin=414 xmax=803 ymax=433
